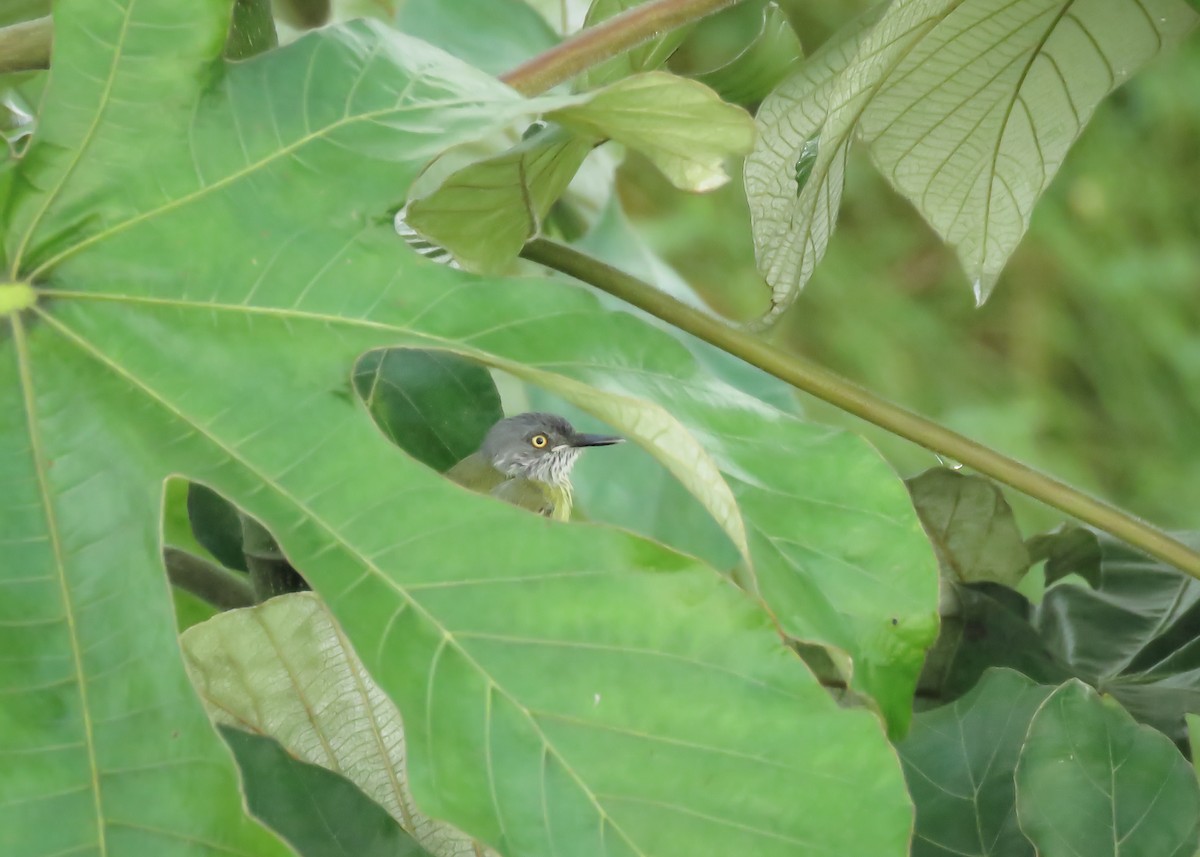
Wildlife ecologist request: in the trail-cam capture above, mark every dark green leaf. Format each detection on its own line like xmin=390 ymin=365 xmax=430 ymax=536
xmin=908 ymin=468 xmax=1030 ymax=587
xmin=899 ymin=668 xmax=1052 ymax=857
xmin=225 ymin=0 xmax=278 ymax=60
xmin=353 ymin=348 xmax=502 ymax=472
xmin=1035 ymin=534 xmax=1200 ymax=742
xmin=1026 ymin=524 xmax=1102 ymax=587
xmin=222 ymin=726 xmax=435 ymax=857
xmin=1016 ymin=680 xmax=1200 ymax=857
xmin=187 ymin=482 xmax=249 ymax=572
xmin=919 ymin=582 xmax=1072 ymax=702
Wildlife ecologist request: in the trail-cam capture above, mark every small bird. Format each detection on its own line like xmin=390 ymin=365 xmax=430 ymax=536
xmin=445 ymin=412 xmax=623 ymax=521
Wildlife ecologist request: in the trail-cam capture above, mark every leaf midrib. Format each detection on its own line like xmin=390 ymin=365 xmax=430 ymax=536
xmin=11 ymin=313 xmax=107 ymax=855
xmin=10 ymin=1 xmax=136 ymax=278
xmin=25 ymin=92 xmax=501 ymax=281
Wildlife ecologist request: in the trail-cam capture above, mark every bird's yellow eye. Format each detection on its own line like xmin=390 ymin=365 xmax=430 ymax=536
xmin=530 ymin=433 xmax=549 ymax=449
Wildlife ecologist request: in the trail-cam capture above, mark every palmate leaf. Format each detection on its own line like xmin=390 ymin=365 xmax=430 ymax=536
xmin=2 ymin=2 xmax=936 ymax=855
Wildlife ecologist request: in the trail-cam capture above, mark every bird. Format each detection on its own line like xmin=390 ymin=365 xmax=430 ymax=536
xmin=445 ymin=412 xmax=623 ymax=521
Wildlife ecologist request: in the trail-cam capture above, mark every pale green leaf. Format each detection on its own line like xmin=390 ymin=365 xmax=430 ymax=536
xmin=745 ymin=1 xmax=934 ymax=325
xmin=860 ymin=0 xmax=1198 ymax=303
xmin=406 ymin=126 xmax=594 ymax=272
xmin=183 ymin=594 xmax=487 ymax=857
xmin=1016 ymin=680 xmax=1200 ymax=857
xmin=554 ymin=71 xmax=756 ymax=191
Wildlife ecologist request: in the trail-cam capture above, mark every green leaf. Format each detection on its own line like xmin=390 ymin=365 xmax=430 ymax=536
xmin=694 ymin=1 xmax=804 ymax=106
xmin=353 ymin=348 xmax=503 ymax=472
xmin=1016 ymin=680 xmax=1200 ymax=857
xmin=225 ymin=0 xmax=278 ymax=60
xmin=1189 ymin=713 xmax=1200 ymax=780
xmin=899 ymin=668 xmax=1053 ymax=857
xmin=405 ymin=126 xmax=594 ymax=273
xmin=1027 ymin=524 xmax=1102 ymax=587
xmin=553 ymin=71 xmax=756 ymax=191
xmin=394 ymin=0 xmax=559 ymax=76
xmin=187 ymin=482 xmax=249 ymax=572
xmin=1034 ymin=533 xmax=1200 ymax=742
xmin=221 ymin=726 xmax=436 ymax=857
xmin=3 ymin=1 xmax=934 ymax=851
xmin=577 ymin=0 xmax=692 ymax=89
xmin=859 ymin=0 xmax=1198 ymax=303
xmin=918 ymin=582 xmax=1072 ymax=701
xmin=183 ymin=594 xmax=482 ymax=856
xmin=745 ymin=2 xmax=903 ymax=325
xmin=908 ymin=467 xmax=1030 ymax=587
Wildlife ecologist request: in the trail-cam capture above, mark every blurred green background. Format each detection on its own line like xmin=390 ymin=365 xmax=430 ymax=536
xmin=618 ymin=0 xmax=1200 ymax=535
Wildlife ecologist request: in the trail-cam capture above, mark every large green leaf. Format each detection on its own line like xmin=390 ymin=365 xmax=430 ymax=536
xmin=859 ymin=0 xmax=1197 ymax=303
xmin=1016 ymin=680 xmax=1200 ymax=857
xmin=899 ymin=668 xmax=1053 ymax=857
xmin=2 ymin=0 xmax=936 ymax=852
xmin=0 ymin=2 xmax=290 ymax=853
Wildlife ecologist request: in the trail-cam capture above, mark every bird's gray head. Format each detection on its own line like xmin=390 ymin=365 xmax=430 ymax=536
xmin=481 ymin=412 xmax=622 ymax=485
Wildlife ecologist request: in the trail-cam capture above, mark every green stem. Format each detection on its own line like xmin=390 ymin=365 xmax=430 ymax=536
xmin=164 ymin=547 xmax=255 ymax=610
xmin=521 ymin=238 xmax=1200 ymax=581
xmin=499 ymin=0 xmax=741 ymax=96
xmin=0 ymin=15 xmax=52 ymax=74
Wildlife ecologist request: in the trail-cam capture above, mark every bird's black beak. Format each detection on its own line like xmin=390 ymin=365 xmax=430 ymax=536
xmin=573 ymin=433 xmax=624 ymax=448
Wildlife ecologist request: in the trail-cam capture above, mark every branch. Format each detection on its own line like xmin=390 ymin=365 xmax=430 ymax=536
xmin=164 ymin=547 xmax=255 ymax=610
xmin=0 ymin=15 xmax=52 ymax=74
xmin=520 ymin=238 xmax=1200 ymax=581
xmin=500 ymin=0 xmax=741 ymax=96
